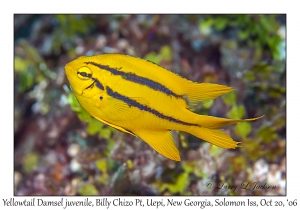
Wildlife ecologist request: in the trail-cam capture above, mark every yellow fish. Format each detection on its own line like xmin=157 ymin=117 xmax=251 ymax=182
xmin=65 ymin=54 xmax=263 ymax=161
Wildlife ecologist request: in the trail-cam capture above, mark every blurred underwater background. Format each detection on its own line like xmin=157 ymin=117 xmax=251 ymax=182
xmin=14 ymin=14 xmax=286 ymax=195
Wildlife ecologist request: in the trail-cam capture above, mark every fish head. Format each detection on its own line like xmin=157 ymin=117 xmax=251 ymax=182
xmin=65 ymin=56 xmax=99 ymax=98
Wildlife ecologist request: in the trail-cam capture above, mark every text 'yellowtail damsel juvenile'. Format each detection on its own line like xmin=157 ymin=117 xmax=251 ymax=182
xmin=65 ymin=54 xmax=263 ymax=161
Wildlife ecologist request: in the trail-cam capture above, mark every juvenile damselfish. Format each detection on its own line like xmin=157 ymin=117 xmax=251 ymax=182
xmin=65 ymin=54 xmax=262 ymax=161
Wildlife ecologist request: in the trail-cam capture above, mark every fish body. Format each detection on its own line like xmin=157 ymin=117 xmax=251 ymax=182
xmin=65 ymin=54 xmax=262 ymax=161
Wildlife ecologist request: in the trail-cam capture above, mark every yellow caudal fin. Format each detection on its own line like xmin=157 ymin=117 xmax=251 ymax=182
xmin=196 ymin=115 xmax=264 ymax=129
xmin=182 ymin=83 xmax=233 ymax=108
xmin=187 ymin=115 xmax=264 ymax=149
xmin=136 ymin=130 xmax=180 ymax=161
xmin=189 ymin=127 xmax=240 ymax=149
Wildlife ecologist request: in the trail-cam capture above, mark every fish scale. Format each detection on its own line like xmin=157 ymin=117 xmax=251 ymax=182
xmin=65 ymin=54 xmax=263 ymax=161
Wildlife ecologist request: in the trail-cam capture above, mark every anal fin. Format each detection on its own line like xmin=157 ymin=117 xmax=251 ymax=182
xmin=136 ymin=130 xmax=180 ymax=161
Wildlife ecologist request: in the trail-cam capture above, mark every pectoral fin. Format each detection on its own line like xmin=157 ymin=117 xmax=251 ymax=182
xmin=136 ymin=130 xmax=180 ymax=161
xmin=93 ymin=93 xmax=149 ymax=122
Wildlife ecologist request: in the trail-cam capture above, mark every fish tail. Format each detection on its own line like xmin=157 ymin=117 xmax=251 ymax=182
xmin=187 ymin=115 xmax=264 ymax=149
xmin=196 ymin=115 xmax=264 ymax=129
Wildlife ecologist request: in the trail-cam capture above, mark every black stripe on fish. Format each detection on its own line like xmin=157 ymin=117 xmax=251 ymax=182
xmin=78 ymin=71 xmax=92 ymax=78
xmin=85 ymin=61 xmax=183 ymax=99
xmin=106 ymin=86 xmax=199 ymax=127
xmin=91 ymin=77 xmax=105 ymax=90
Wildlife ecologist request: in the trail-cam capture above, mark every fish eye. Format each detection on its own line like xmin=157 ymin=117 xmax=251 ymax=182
xmin=77 ymin=66 xmax=92 ymax=80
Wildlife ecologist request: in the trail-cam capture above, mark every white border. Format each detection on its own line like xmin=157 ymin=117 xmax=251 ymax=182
xmin=2 ymin=0 xmax=299 ymax=209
